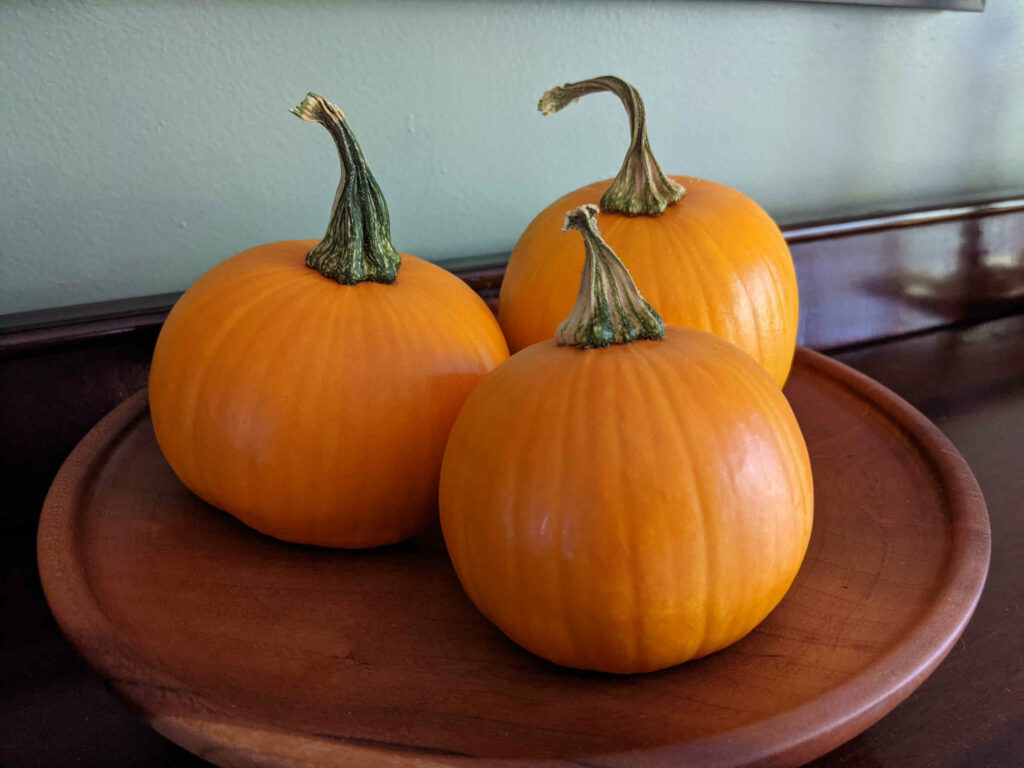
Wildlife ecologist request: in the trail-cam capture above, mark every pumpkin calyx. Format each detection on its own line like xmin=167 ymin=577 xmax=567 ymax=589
xmin=556 ymin=204 xmax=666 ymax=349
xmin=539 ymin=76 xmax=684 ymax=218
xmin=292 ymin=93 xmax=401 ymax=285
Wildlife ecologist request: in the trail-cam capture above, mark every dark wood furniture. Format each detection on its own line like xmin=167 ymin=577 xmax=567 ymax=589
xmin=3 ymin=197 xmax=1022 ymax=766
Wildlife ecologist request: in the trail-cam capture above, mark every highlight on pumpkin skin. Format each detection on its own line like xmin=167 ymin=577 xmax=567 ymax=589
xmin=441 ymin=246 xmax=813 ymax=671
xmin=539 ymin=76 xmax=684 ymax=217
xmin=292 ymin=92 xmax=400 ymax=285
xmin=556 ymin=204 xmax=666 ymax=348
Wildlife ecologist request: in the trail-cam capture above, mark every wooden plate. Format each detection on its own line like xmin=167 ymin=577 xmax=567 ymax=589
xmin=38 ymin=348 xmax=990 ymax=767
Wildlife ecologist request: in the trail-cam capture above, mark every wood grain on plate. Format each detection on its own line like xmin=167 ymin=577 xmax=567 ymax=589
xmin=37 ymin=348 xmax=990 ymax=768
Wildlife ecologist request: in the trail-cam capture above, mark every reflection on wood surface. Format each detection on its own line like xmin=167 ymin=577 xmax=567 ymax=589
xmin=793 ymin=200 xmax=1024 ymax=350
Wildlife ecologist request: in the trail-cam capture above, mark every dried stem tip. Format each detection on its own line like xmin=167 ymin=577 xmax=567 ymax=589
xmin=540 ymin=76 xmax=684 ymax=217
xmin=292 ymin=92 xmax=400 ymax=285
xmin=556 ymin=204 xmax=666 ymax=348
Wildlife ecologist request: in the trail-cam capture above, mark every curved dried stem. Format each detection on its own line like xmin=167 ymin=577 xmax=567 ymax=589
xmin=556 ymin=204 xmax=665 ymax=348
xmin=293 ymin=93 xmax=400 ymax=285
xmin=540 ymin=76 xmax=684 ymax=217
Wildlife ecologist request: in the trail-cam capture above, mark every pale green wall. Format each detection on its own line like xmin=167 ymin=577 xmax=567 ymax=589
xmin=2 ymin=0 xmax=1022 ymax=314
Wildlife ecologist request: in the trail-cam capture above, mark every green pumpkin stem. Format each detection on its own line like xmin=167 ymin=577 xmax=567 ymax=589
xmin=292 ymin=93 xmax=400 ymax=285
xmin=556 ymin=205 xmax=666 ymax=349
xmin=539 ymin=76 xmax=685 ymax=217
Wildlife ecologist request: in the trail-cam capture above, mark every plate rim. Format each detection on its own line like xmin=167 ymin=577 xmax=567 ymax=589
xmin=36 ymin=348 xmax=992 ymax=767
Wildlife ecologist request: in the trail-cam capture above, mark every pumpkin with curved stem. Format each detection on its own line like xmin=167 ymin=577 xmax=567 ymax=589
xmin=498 ymin=75 xmax=799 ymax=387
xmin=442 ymin=204 xmax=813 ymax=674
xmin=149 ymin=93 xmax=509 ymax=549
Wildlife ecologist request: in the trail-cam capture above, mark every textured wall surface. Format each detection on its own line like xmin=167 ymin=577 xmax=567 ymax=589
xmin=2 ymin=0 xmax=1022 ymax=313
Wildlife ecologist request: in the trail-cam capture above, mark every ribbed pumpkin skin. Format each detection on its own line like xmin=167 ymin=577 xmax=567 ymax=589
xmin=150 ymin=240 xmax=509 ymax=548
xmin=499 ymin=177 xmax=799 ymax=386
xmin=440 ymin=328 xmax=813 ymax=674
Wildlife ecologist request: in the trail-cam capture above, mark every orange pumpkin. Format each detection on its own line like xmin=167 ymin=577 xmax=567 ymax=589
xmin=149 ymin=93 xmax=508 ymax=548
xmin=499 ymin=76 xmax=799 ymax=386
xmin=441 ymin=204 xmax=812 ymax=674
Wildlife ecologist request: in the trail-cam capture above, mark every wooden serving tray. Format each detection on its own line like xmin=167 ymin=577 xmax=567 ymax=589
xmin=38 ymin=348 xmax=990 ymax=767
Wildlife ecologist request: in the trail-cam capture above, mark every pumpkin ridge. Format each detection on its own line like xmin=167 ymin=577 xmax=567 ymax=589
xmin=307 ymin=286 xmax=345 ymax=533
xmin=700 ymin=338 xmax=777 ymax=650
xmin=203 ymin=279 xmax=325 ymax=525
xmin=427 ymin=263 xmax=511 ymax=365
xmin=674 ymin=344 xmax=743 ymax=655
xmin=636 ymin=337 xmax=713 ymax=660
xmin=179 ymin=253 xmax=310 ymax=319
xmin=658 ymin=212 xmax=716 ymax=334
xmin=505 ymin=354 xmax=552 ymax=651
xmin=715 ymin=344 xmax=812 ymax=539
xmin=613 ymin=346 xmax=655 ymax=666
xmin=164 ymin=277 xmax=307 ymax=498
xmin=690 ymin=342 xmax=807 ymax=650
xmin=680 ymin=209 xmax=767 ymax=378
xmin=552 ymin=351 xmax=583 ymax=661
xmin=679 ymin=184 xmax=797 ymax=381
xmin=628 ymin=344 xmax=691 ymax=661
xmin=269 ymin=285 xmax=341 ymax=533
xmin=557 ymin=354 xmax=598 ymax=663
xmin=456 ymin=357 xmax=518 ymax=641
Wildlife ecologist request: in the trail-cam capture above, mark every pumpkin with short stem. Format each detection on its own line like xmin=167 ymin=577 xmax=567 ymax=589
xmin=498 ymin=75 xmax=799 ymax=387
xmin=442 ymin=204 xmax=812 ymax=674
xmin=149 ymin=93 xmax=508 ymax=549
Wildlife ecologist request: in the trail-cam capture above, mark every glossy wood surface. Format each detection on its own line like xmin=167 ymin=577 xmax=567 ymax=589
xmin=36 ymin=349 xmax=989 ymax=767
xmin=3 ymin=197 xmax=1022 ymax=358
xmin=805 ymin=315 xmax=1024 ymax=766
xmin=792 ymin=204 xmax=1024 ymax=350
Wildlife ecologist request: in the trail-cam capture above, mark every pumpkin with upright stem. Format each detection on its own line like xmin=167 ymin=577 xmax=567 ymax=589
xmin=442 ymin=204 xmax=813 ymax=674
xmin=498 ymin=75 xmax=799 ymax=387
xmin=149 ymin=93 xmax=509 ymax=549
